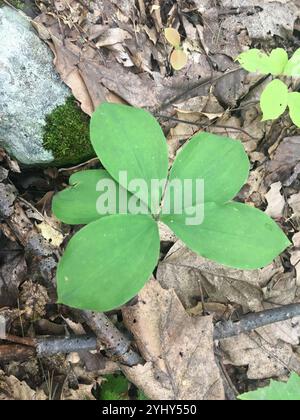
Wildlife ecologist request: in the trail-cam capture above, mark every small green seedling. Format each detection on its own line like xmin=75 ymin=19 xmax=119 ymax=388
xmin=238 ymin=373 xmax=300 ymax=401
xmin=99 ymin=374 xmax=148 ymax=400
xmin=99 ymin=374 xmax=129 ymax=400
xmin=237 ymin=48 xmax=300 ymax=127
xmin=164 ymin=27 xmax=188 ymax=70
xmin=53 ymin=103 xmax=290 ymax=312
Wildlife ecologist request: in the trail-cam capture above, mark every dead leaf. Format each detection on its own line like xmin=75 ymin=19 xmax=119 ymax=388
xmin=36 ymin=221 xmax=64 ymax=247
xmin=266 ymin=137 xmax=300 ymax=186
xmin=0 ymin=233 xmax=26 ymax=307
xmin=265 ymin=182 xmax=285 ymax=219
xmin=122 ymin=279 xmax=225 ymax=400
xmin=156 ymin=241 xmax=263 ymax=311
xmin=0 ymin=370 xmax=46 ymax=400
xmin=61 ymin=383 xmax=95 ymax=400
xmin=221 ymin=329 xmax=300 ymax=380
xmin=291 ymin=232 xmax=300 ymax=287
xmin=94 ymin=28 xmax=132 ymax=48
xmin=288 ymin=193 xmax=300 ymax=217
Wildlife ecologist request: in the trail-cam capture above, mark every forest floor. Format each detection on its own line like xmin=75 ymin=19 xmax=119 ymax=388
xmin=1 ymin=0 xmax=300 ymax=400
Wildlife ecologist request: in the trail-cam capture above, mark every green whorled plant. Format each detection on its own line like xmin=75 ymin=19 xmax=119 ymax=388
xmin=239 ymin=373 xmax=300 ymax=401
xmin=237 ymin=48 xmax=300 ymax=126
xmin=52 ymin=103 xmax=290 ymax=312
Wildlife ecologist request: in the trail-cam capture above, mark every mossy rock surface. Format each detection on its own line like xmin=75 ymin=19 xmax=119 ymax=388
xmin=0 ymin=7 xmax=93 ymax=167
xmin=43 ymin=97 xmax=95 ymax=166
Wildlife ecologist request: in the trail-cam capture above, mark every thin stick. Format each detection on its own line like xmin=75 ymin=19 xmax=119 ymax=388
xmin=81 ymin=311 xmax=142 ymax=366
xmin=36 ymin=335 xmax=97 ymax=356
xmin=214 ymin=303 xmax=300 ymax=340
xmin=156 ymin=114 xmax=258 ymax=139
xmin=155 ymin=67 xmax=241 ymax=112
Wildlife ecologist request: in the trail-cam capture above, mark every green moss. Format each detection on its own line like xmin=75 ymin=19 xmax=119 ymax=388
xmin=43 ymin=96 xmax=95 ymax=166
xmin=0 ymin=0 xmax=25 ymax=9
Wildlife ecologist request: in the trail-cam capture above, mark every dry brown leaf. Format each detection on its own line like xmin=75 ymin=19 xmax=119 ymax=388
xmin=122 ymin=279 xmax=225 ymax=400
xmin=291 ymin=232 xmax=300 ymax=287
xmin=265 ymin=182 xmax=285 ymax=219
xmin=0 ymin=370 xmax=46 ymax=400
xmin=61 ymin=383 xmax=95 ymax=400
xmin=266 ymin=137 xmax=300 ymax=186
xmin=0 ymin=234 xmax=27 ymax=307
xmin=95 ymin=28 xmax=132 ymax=47
xmin=36 ymin=220 xmax=64 ymax=248
xmin=221 ymin=328 xmax=300 ymax=380
xmin=156 ymin=241 xmax=263 ymax=310
xmin=288 ymin=193 xmax=300 ymax=217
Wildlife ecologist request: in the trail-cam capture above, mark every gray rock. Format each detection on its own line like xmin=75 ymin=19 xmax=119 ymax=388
xmin=0 ymin=7 xmax=70 ymax=165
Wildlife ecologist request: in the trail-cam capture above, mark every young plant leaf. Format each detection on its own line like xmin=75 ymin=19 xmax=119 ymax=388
xmin=99 ymin=374 xmax=129 ymax=400
xmin=236 ymin=49 xmax=269 ymax=73
xmin=161 ymin=202 xmax=290 ymax=270
xmin=284 ymin=48 xmax=300 ymax=76
xmin=238 ymin=373 xmax=300 ymax=401
xmin=170 ymin=49 xmax=188 ymax=71
xmin=165 ymin=28 xmax=181 ymax=48
xmin=162 ymin=132 xmax=250 ymax=212
xmin=90 ymin=103 xmax=169 ymax=214
xmin=288 ymin=92 xmax=300 ymax=128
xmin=267 ymin=48 xmax=289 ymax=75
xmin=260 ymin=79 xmax=289 ymax=121
xmin=57 ymin=214 xmax=160 ymax=312
xmin=52 ymin=170 xmax=135 ymax=225
xmin=236 ymin=48 xmax=288 ymax=75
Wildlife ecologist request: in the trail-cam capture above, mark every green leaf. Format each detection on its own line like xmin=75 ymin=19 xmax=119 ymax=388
xmin=284 ymin=48 xmax=300 ymax=76
xmin=236 ymin=49 xmax=269 ymax=73
xmin=267 ymin=48 xmax=289 ymax=75
xmin=137 ymin=390 xmax=149 ymax=400
xmin=52 ymin=169 xmax=135 ymax=225
xmin=57 ymin=214 xmax=160 ymax=312
xmin=90 ymin=103 xmax=169 ymax=214
xmin=260 ymin=80 xmax=289 ymax=121
xmin=236 ymin=49 xmax=288 ymax=75
xmin=238 ymin=373 xmax=300 ymax=401
xmin=288 ymin=92 xmax=300 ymax=128
xmin=162 ymin=202 xmax=290 ymax=270
xmin=162 ymin=132 xmax=249 ymax=212
xmin=99 ymin=374 xmax=129 ymax=400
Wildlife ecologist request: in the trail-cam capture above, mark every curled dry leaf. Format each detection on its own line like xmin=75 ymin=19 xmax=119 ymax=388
xmin=122 ymin=279 xmax=225 ymax=400
xmin=265 ymin=182 xmax=285 ymax=219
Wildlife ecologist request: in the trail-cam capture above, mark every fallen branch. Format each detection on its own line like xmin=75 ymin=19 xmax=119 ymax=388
xmin=81 ymin=311 xmax=142 ymax=366
xmin=2 ymin=304 xmax=300 ymax=361
xmin=213 ymin=303 xmax=300 ymax=340
xmin=0 ymin=344 xmax=35 ymax=362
